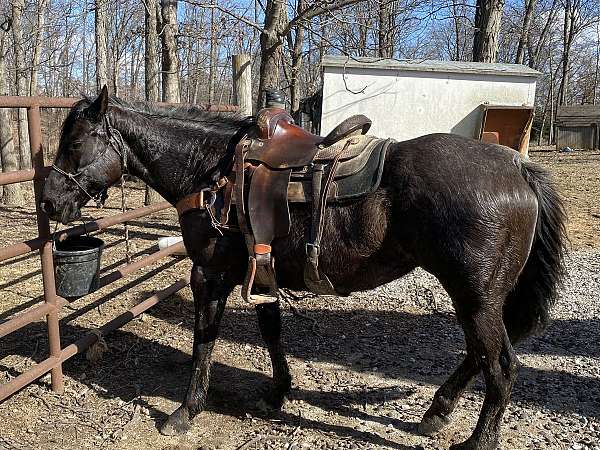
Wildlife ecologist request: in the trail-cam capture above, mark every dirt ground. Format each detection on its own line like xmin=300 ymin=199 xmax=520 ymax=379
xmin=0 ymin=147 xmax=599 ymax=450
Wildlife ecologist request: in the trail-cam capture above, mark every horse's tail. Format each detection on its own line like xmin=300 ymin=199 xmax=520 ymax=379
xmin=504 ymin=159 xmax=568 ymax=343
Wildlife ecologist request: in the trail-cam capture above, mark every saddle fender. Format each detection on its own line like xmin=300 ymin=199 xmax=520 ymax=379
xmin=248 ymin=164 xmax=293 ymax=246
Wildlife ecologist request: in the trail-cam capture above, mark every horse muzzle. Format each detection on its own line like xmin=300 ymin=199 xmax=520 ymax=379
xmin=40 ymin=196 xmax=82 ymax=224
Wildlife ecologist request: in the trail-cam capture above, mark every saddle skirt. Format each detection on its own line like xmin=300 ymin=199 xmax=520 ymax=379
xmin=288 ymin=134 xmax=388 ymax=203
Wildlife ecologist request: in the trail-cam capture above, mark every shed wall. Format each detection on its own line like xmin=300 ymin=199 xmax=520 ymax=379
xmin=556 ymin=126 xmax=597 ymax=150
xmin=321 ymin=65 xmax=537 ymax=142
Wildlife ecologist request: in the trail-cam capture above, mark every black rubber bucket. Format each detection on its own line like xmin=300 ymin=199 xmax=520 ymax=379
xmin=53 ymin=236 xmax=104 ymax=299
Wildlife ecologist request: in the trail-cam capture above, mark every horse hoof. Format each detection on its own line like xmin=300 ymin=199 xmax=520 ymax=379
xmin=418 ymin=413 xmax=450 ymax=436
xmin=160 ymin=407 xmax=192 ymax=436
xmin=256 ymin=393 xmax=287 ymax=412
xmin=255 ymin=384 xmax=289 ymax=412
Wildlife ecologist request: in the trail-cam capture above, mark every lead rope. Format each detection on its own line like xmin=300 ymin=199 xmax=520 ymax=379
xmin=120 ymin=175 xmax=131 ymax=264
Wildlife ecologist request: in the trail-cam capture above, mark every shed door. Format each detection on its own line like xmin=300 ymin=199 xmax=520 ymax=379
xmin=479 ymin=107 xmax=534 ymax=156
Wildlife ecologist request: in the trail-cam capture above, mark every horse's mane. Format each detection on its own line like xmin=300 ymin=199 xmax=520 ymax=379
xmin=78 ymin=94 xmax=254 ymax=132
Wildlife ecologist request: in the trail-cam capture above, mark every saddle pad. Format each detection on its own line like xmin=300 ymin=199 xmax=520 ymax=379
xmin=314 ymin=134 xmax=379 ymax=161
xmin=288 ymin=138 xmax=392 ymax=202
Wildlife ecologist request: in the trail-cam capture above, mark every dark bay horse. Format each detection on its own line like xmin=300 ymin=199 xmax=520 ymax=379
xmin=41 ymin=88 xmax=567 ymax=450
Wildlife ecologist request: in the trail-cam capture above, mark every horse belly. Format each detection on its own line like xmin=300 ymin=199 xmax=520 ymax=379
xmin=273 ymin=190 xmax=415 ymax=294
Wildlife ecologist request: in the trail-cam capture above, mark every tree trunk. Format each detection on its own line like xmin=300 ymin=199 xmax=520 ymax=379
xmin=160 ymin=0 xmax=180 ymax=103
xmin=145 ymin=0 xmax=160 ymax=102
xmin=558 ymin=0 xmax=574 ymax=106
xmin=290 ymin=0 xmax=305 ymax=111
xmin=358 ymin=4 xmax=368 ymax=57
xmin=378 ymin=0 xmax=394 ymax=58
xmin=131 ymin=38 xmax=142 ymax=94
xmin=537 ymin=82 xmax=552 ymax=145
xmin=472 ymin=0 xmax=505 ymax=62
xmin=30 ymin=0 xmax=47 ymax=96
xmin=95 ymin=0 xmax=109 ymax=91
xmin=12 ymin=0 xmax=31 ymax=170
xmin=258 ymin=0 xmax=286 ymax=110
xmin=112 ymin=55 xmax=120 ymax=97
xmin=537 ymin=108 xmax=546 ymax=146
xmin=515 ymin=0 xmax=536 ymax=64
xmin=529 ymin=0 xmax=557 ymax=69
xmin=144 ymin=0 xmax=163 ymax=205
xmin=452 ymin=3 xmax=462 ymax=60
xmin=83 ymin=4 xmax=89 ymax=92
xmin=549 ymin=55 xmax=555 ymax=145
xmin=208 ymin=0 xmax=218 ymax=103
xmin=0 ymin=28 xmax=23 ymax=206
xmin=593 ymin=28 xmax=599 ymax=105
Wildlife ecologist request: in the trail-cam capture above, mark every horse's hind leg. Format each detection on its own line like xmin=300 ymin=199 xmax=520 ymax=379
xmin=450 ymin=300 xmax=519 ymax=450
xmin=161 ymin=265 xmax=233 ymax=435
xmin=255 ymin=302 xmax=292 ymax=410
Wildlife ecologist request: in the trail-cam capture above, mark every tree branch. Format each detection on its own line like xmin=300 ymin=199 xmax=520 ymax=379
xmin=283 ymin=0 xmax=368 ymax=36
xmin=180 ymin=0 xmax=263 ymax=31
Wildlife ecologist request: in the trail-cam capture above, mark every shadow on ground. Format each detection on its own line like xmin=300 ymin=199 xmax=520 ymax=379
xmin=2 ymin=290 xmax=599 ymax=447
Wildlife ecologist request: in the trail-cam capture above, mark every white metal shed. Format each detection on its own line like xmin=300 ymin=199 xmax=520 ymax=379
xmin=321 ymin=56 xmax=540 ymax=155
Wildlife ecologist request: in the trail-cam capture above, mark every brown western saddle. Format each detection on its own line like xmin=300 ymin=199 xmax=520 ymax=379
xmin=176 ymin=108 xmax=392 ymax=304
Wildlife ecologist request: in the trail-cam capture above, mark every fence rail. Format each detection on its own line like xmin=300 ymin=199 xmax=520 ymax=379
xmin=0 ymin=96 xmax=232 ymax=402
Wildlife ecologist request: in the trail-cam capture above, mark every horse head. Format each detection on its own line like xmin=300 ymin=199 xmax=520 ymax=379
xmin=40 ymin=86 xmax=125 ymax=224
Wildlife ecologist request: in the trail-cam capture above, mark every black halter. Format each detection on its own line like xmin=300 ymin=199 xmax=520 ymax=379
xmin=51 ymin=114 xmax=128 ymax=208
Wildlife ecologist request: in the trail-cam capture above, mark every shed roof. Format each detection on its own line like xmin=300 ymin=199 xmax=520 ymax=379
xmin=556 ymin=105 xmax=600 ymax=124
xmin=322 ymin=55 xmax=541 ymax=78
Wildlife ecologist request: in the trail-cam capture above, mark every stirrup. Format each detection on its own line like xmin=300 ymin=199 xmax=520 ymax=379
xmin=304 ymin=244 xmax=338 ymax=296
xmin=304 ymin=269 xmax=337 ymax=296
xmin=242 ymin=255 xmax=279 ymax=305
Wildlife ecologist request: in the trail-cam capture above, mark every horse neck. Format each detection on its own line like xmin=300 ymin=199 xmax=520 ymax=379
xmin=107 ymin=107 xmax=232 ymax=204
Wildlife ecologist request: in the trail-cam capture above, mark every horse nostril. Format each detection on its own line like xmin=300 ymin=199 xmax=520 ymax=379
xmin=40 ymin=200 xmax=55 ymax=215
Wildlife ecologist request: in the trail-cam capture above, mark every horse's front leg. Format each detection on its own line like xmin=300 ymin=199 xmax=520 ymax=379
xmin=255 ymin=302 xmax=291 ymax=410
xmin=161 ymin=264 xmax=233 ymax=435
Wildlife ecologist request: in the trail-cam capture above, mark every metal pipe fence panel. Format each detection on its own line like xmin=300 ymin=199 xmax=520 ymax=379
xmin=0 ymin=96 xmax=232 ymax=402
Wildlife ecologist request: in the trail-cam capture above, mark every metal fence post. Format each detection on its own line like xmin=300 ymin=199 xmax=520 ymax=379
xmin=27 ymin=104 xmax=64 ymax=393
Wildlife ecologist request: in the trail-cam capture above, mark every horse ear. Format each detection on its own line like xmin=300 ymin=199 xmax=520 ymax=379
xmin=86 ymin=85 xmax=109 ymax=121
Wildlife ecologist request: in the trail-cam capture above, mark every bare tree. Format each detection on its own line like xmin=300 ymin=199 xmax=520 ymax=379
xmin=515 ymin=0 xmax=536 ymax=64
xmin=144 ymin=0 xmax=162 ymax=204
xmin=257 ymin=0 xmax=286 ymax=108
xmin=289 ymin=0 xmax=305 ymax=111
xmin=0 ymin=18 xmax=23 ymax=205
xmin=528 ymin=0 xmax=559 ymax=69
xmin=161 ymin=0 xmax=180 ymax=102
xmin=95 ymin=0 xmax=109 ymax=90
xmin=11 ymin=0 xmax=31 ymax=169
xmin=378 ymin=0 xmax=394 ymax=57
xmin=208 ymin=0 xmax=217 ymax=103
xmin=594 ymin=25 xmax=599 ymax=104
xmin=473 ymin=0 xmax=506 ymax=62
xmin=557 ymin=0 xmax=600 ymax=105
xmin=30 ymin=0 xmax=47 ymax=96
xmin=145 ymin=0 xmax=160 ymax=101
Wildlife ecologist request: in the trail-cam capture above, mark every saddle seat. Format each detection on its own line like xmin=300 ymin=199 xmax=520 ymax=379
xmin=247 ymin=108 xmax=373 ymax=169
